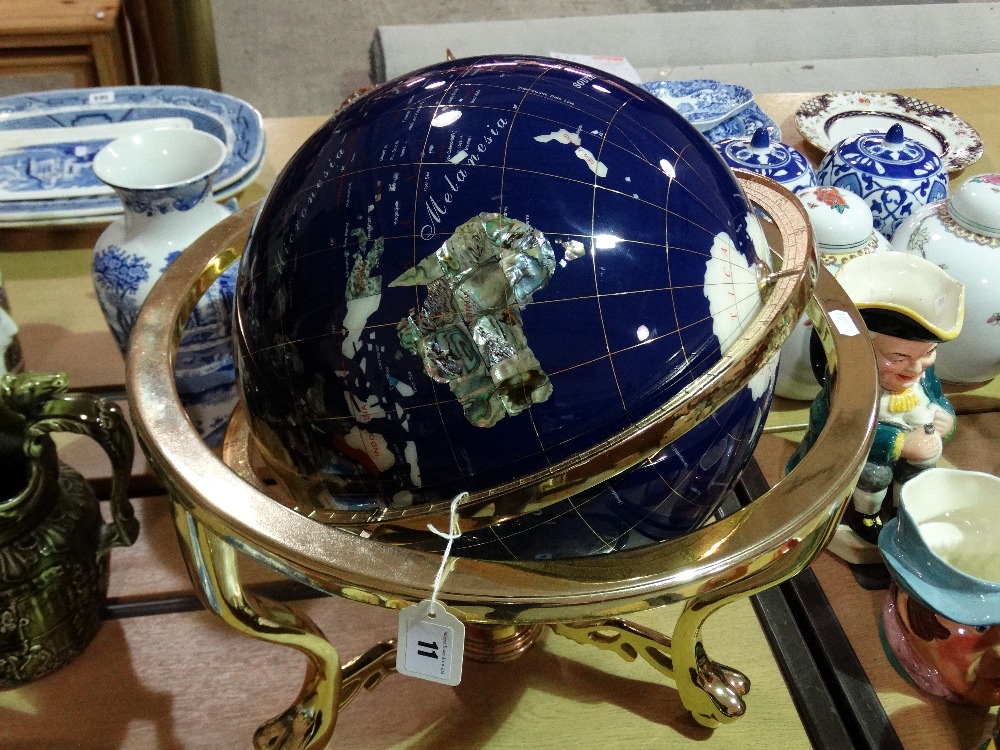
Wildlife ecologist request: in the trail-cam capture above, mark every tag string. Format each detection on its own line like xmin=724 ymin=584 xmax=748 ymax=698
xmin=426 ymin=491 xmax=467 ymax=612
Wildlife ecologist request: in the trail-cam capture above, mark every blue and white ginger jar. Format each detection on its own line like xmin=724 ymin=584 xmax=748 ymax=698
xmin=817 ymin=123 xmax=947 ymax=238
xmin=714 ymin=126 xmax=817 ymax=194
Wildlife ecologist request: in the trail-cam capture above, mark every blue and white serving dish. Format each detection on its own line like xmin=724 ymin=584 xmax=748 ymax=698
xmin=641 ymin=79 xmax=753 ymax=132
xmin=640 ymin=81 xmax=779 ymax=144
xmin=0 ymin=86 xmax=265 ymax=225
xmin=701 ymin=102 xmax=780 ymax=144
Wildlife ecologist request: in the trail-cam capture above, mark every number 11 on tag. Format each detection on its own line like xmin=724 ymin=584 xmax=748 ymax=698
xmin=396 ymin=600 xmax=465 ymax=686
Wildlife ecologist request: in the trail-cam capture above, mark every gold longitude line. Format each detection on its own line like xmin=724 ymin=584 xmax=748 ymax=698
xmin=587 ymin=97 xmax=635 ymax=414
xmin=612 ymin=450 xmax=711 ymax=538
xmin=664 ymin=133 xmax=687 ymax=372
xmin=667 ymin=140 xmax=738 ymax=224
xmin=404 ymin=73 xmax=467 ymax=477
xmin=485 ymin=524 xmax=518 ymax=559
xmin=502 ymin=64 xmax=564 ymax=464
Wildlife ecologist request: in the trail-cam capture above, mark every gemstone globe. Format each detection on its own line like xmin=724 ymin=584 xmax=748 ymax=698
xmin=234 ymin=55 xmax=777 ymax=560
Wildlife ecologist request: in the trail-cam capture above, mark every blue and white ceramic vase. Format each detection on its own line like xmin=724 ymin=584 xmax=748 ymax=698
xmin=714 ymin=126 xmax=817 ymax=194
xmin=0 ymin=268 xmax=23 ymax=376
xmin=91 ymin=128 xmax=237 ymax=446
xmin=817 ymin=123 xmax=948 ymax=238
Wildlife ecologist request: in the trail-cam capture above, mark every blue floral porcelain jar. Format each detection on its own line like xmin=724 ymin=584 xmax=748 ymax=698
xmin=714 ymin=126 xmax=817 ymax=194
xmin=817 ymin=123 xmax=948 ymax=238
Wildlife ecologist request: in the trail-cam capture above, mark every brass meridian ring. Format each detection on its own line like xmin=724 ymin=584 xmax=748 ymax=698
xmin=126 ymin=172 xmax=877 ymax=624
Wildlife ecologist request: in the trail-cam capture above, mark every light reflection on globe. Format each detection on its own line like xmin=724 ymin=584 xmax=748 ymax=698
xmin=234 ymin=55 xmax=776 ymax=560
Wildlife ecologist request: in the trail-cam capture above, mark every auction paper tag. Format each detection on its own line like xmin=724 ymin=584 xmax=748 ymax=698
xmin=88 ymin=90 xmax=115 ymax=105
xmin=396 ymin=599 xmax=465 ymax=686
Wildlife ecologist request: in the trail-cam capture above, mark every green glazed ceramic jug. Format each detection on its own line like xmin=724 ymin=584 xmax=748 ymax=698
xmin=0 ymin=371 xmax=138 ymax=686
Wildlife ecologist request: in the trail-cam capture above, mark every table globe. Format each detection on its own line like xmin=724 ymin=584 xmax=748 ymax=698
xmin=128 ymin=55 xmax=877 ymax=750
xmin=235 ymin=55 xmax=778 ymax=560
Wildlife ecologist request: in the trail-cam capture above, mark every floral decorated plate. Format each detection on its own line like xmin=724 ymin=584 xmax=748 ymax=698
xmin=0 ymin=86 xmax=264 ymax=223
xmin=795 ymin=91 xmax=983 ymax=172
xmin=641 ymin=79 xmax=753 ymax=132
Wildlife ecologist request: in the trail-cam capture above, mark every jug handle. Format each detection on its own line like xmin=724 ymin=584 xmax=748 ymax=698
xmin=24 ymin=391 xmax=139 ymax=560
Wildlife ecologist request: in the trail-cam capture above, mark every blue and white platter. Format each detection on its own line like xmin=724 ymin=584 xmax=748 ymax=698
xmin=0 ymin=86 xmax=264 ymax=225
xmin=701 ymin=102 xmax=780 ymax=143
xmin=641 ymin=79 xmax=753 ymax=132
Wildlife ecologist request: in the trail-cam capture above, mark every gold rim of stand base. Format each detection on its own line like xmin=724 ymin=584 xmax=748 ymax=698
xmin=127 ymin=173 xmax=878 ymax=749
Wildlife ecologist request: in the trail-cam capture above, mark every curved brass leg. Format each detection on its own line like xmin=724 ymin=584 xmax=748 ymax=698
xmin=171 ymin=505 xmax=342 ymax=750
xmin=672 ymin=610 xmax=751 ymax=729
xmin=338 ymin=640 xmax=397 ymax=709
xmin=552 ymin=617 xmax=749 ymax=727
xmin=672 ymin=535 xmax=826 ymax=728
xmin=551 ymin=619 xmax=675 ymax=675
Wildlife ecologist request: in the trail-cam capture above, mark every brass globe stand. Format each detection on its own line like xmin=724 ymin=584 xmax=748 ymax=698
xmin=127 ymin=173 xmax=877 ymax=749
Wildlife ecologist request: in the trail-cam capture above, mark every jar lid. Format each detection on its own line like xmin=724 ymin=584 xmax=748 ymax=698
xmin=832 ymin=123 xmax=943 ymax=181
xmin=798 ymin=186 xmax=876 ymax=252
xmin=947 ymin=174 xmax=1000 ymax=238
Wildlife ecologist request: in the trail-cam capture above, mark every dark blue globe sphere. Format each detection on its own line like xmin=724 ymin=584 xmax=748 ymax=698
xmin=235 ymin=55 xmax=776 ymax=560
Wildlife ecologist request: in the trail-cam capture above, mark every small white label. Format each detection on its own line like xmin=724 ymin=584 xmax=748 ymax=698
xmin=88 ymin=90 xmax=115 ymax=105
xmin=396 ymin=600 xmax=465 ymax=686
xmin=549 ymin=52 xmax=642 ymax=84
xmin=829 ymin=309 xmax=861 ymax=336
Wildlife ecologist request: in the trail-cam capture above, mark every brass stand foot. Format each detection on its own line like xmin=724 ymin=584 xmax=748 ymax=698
xmin=172 ymin=507 xmax=342 ymax=750
xmin=685 ymin=642 xmax=750 ymax=727
xmin=464 ymin=623 xmax=543 ymax=663
xmin=551 ymin=614 xmax=751 ymax=729
xmin=253 ymin=677 xmax=333 ymax=750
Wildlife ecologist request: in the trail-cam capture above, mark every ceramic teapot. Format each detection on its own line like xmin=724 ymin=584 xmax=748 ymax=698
xmin=0 ymin=371 xmax=138 ymax=686
xmin=879 ymin=467 xmax=1000 ymax=707
xmin=714 ymin=126 xmax=817 ymax=194
xmin=892 ymin=174 xmax=1000 ymax=383
xmin=817 ymin=123 xmax=948 ymax=238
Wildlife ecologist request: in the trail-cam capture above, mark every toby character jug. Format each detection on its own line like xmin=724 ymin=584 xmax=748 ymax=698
xmin=880 ymin=467 xmax=1000 ymax=707
xmin=0 ymin=371 xmax=138 ymax=686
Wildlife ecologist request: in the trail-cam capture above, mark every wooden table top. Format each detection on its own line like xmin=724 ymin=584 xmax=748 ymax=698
xmin=1 ymin=86 xmax=998 ymax=749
